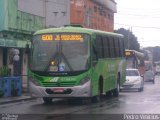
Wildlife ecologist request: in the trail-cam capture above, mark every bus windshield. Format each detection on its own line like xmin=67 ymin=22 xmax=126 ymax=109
xmin=30 ymin=33 xmax=90 ymax=73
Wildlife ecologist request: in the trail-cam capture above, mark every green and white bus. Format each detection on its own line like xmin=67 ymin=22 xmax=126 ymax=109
xmin=28 ymin=25 xmax=126 ymax=103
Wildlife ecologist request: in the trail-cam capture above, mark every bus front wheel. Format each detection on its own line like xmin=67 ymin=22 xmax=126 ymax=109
xmin=43 ymin=97 xmax=53 ymax=104
xmin=92 ymin=78 xmax=103 ymax=102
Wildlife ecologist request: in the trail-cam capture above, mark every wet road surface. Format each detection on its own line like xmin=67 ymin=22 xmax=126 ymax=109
xmin=0 ymin=76 xmax=160 ymax=119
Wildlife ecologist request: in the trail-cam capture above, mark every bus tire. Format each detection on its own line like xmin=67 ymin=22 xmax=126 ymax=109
xmin=113 ymin=75 xmax=120 ymax=97
xmin=92 ymin=78 xmax=103 ymax=102
xmin=43 ymin=97 xmax=53 ymax=104
xmin=92 ymin=87 xmax=101 ymax=103
xmin=106 ymin=91 xmax=112 ymax=98
xmin=92 ymin=94 xmax=100 ymax=103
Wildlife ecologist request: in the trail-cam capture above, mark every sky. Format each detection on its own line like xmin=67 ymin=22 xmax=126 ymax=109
xmin=114 ymin=0 xmax=160 ymax=48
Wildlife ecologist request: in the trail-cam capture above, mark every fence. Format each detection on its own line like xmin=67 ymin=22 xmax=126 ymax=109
xmin=0 ymin=77 xmax=22 ymax=97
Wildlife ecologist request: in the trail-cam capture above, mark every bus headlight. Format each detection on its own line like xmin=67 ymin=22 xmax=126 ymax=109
xmin=80 ymin=77 xmax=90 ymax=85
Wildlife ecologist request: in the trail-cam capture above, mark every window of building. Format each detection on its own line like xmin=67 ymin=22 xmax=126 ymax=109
xmin=94 ymin=6 xmax=97 ymax=13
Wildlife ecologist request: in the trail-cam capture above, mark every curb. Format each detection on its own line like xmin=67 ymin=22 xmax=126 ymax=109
xmin=0 ymin=96 xmax=36 ymax=105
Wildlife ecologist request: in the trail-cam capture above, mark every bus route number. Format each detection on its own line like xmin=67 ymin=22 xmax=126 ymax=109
xmin=42 ymin=35 xmax=53 ymax=41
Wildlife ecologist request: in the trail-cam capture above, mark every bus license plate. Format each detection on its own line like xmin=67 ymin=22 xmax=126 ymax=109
xmin=52 ymin=88 xmax=64 ymax=93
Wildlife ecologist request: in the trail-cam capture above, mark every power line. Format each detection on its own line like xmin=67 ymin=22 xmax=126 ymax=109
xmin=140 ymin=39 xmax=160 ymax=42
xmin=117 ymin=11 xmax=160 ymax=15
xmin=140 ymin=41 xmax=160 ymax=43
xmin=115 ymin=16 xmax=150 ymax=20
xmin=115 ymin=13 xmax=160 ymax=18
xmin=116 ymin=7 xmax=160 ymax=17
xmin=117 ymin=7 xmax=160 ymax=11
xmin=115 ymin=16 xmax=160 ymax=20
xmin=115 ymin=23 xmax=160 ymax=29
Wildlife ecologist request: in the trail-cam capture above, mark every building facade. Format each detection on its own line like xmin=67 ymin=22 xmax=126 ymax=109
xmin=0 ymin=0 xmax=44 ymax=91
xmin=70 ymin=0 xmax=116 ymax=32
xmin=18 ymin=0 xmax=116 ymax=31
xmin=0 ymin=0 xmax=116 ymax=91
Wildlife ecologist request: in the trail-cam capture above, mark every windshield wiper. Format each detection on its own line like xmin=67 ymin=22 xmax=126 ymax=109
xmin=61 ymin=52 xmax=73 ymax=71
xmin=43 ymin=51 xmax=74 ymax=72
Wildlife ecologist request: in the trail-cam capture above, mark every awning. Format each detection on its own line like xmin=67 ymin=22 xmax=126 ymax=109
xmin=0 ymin=38 xmax=31 ymax=48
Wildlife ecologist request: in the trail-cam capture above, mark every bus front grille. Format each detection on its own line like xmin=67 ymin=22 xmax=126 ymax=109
xmin=41 ymin=81 xmax=77 ymax=87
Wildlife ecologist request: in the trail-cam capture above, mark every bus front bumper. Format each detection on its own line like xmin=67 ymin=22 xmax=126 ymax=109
xmin=29 ymin=81 xmax=92 ymax=98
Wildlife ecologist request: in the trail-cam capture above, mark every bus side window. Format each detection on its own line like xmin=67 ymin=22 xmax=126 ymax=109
xmin=115 ymin=37 xmax=121 ymax=57
xmin=113 ymin=38 xmax=117 ymax=57
xmin=103 ymin=36 xmax=110 ymax=58
xmin=92 ymin=45 xmax=98 ymax=61
xmin=108 ymin=37 xmax=115 ymax=58
xmin=117 ymin=38 xmax=121 ymax=57
xmin=95 ymin=35 xmax=104 ymax=58
xmin=119 ymin=38 xmax=125 ymax=57
xmin=122 ymin=39 xmax=126 ymax=56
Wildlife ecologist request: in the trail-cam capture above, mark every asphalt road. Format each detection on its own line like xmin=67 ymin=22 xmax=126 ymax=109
xmin=0 ymin=76 xmax=160 ymax=120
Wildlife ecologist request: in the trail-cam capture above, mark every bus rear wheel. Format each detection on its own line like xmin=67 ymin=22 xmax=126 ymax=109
xmin=43 ymin=97 xmax=53 ymax=104
xmin=113 ymin=76 xmax=120 ymax=97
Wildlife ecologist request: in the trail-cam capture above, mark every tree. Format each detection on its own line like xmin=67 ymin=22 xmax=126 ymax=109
xmin=114 ymin=28 xmax=140 ymax=51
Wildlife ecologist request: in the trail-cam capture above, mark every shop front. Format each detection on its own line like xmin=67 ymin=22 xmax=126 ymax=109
xmin=0 ymin=38 xmax=30 ymax=93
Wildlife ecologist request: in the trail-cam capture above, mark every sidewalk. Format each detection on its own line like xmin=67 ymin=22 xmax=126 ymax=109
xmin=0 ymin=93 xmax=35 ymax=105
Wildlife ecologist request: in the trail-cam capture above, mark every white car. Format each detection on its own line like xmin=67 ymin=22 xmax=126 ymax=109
xmin=120 ymin=69 xmax=144 ymax=92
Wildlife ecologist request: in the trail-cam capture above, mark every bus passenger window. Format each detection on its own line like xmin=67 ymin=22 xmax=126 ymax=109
xmin=92 ymin=46 xmax=98 ymax=61
xmin=96 ymin=35 xmax=104 ymax=58
xmin=114 ymin=37 xmax=120 ymax=57
xmin=108 ymin=37 xmax=115 ymax=58
xmin=103 ymin=36 xmax=110 ymax=58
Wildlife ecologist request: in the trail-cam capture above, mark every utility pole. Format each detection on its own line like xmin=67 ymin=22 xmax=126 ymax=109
xmin=43 ymin=0 xmax=47 ymax=28
xmin=127 ymin=26 xmax=132 ymax=49
xmin=127 ymin=28 xmax=130 ymax=49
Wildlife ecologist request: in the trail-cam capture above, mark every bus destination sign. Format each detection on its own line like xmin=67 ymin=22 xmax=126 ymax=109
xmin=41 ymin=34 xmax=83 ymax=41
xmin=125 ymin=51 xmax=134 ymax=56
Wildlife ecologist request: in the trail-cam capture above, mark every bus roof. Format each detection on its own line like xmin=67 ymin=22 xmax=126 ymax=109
xmin=34 ymin=26 xmax=123 ymax=38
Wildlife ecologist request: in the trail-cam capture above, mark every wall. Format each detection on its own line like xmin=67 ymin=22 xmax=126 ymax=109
xmin=18 ymin=0 xmax=70 ymax=28
xmin=0 ymin=0 xmax=8 ymax=31
xmin=0 ymin=0 xmax=44 ymax=33
xmin=46 ymin=0 xmax=70 ymax=27
xmin=8 ymin=0 xmax=44 ymax=33
xmin=70 ymin=0 xmax=114 ymax=32
xmin=70 ymin=0 xmax=84 ymax=25
xmin=18 ymin=0 xmax=44 ymax=17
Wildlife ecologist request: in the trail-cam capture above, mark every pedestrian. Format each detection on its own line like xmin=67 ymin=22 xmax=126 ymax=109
xmin=13 ymin=49 xmax=20 ymax=76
